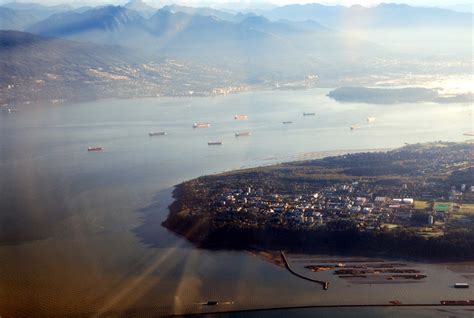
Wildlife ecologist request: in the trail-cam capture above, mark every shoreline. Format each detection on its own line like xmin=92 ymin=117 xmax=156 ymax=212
xmin=3 ymin=85 xmax=329 ymax=109
xmin=169 ymin=304 xmax=474 ymax=317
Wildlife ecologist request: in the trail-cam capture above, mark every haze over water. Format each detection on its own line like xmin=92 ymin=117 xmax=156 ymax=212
xmin=0 ymin=88 xmax=473 ymax=316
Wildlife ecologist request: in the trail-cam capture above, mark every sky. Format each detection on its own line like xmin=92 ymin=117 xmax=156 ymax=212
xmin=1 ymin=0 xmax=472 ymax=10
xmin=184 ymin=0 xmax=471 ymax=5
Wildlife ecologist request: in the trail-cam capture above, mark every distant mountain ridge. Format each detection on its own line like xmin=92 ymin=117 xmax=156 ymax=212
xmin=0 ymin=7 xmax=37 ymax=30
xmin=16 ymin=2 xmax=471 ymax=60
xmin=24 ymin=5 xmax=311 ymax=62
xmin=161 ymin=4 xmax=235 ymax=21
xmin=27 ymin=5 xmax=305 ymax=39
xmin=266 ymin=3 xmax=473 ymax=28
xmin=0 ymin=2 xmax=73 ymax=30
xmin=124 ymin=0 xmax=156 ymax=18
xmin=27 ymin=6 xmax=145 ymax=37
xmin=2 ymin=1 xmax=472 ymax=34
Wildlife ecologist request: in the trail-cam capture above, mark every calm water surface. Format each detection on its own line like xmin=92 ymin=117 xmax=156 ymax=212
xmin=0 ymin=88 xmax=472 ymax=316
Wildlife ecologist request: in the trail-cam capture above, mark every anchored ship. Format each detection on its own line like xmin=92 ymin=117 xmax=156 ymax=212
xmin=87 ymin=147 xmax=103 ymax=152
xmin=149 ymin=131 xmax=167 ymax=136
xmin=235 ymin=132 xmax=251 ymax=137
xmin=193 ymin=122 xmax=211 ymax=128
xmin=350 ymin=125 xmax=361 ymax=130
xmin=282 ymin=121 xmax=293 ymax=124
xmin=208 ymin=141 xmax=223 ymax=145
xmin=234 ymin=114 xmax=248 ymax=120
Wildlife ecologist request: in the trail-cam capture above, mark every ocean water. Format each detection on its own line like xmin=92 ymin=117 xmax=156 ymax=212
xmin=0 ymin=88 xmax=472 ymax=316
xmin=200 ymin=307 xmax=474 ymax=318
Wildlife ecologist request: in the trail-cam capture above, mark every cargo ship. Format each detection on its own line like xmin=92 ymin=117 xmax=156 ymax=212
xmin=205 ymin=301 xmax=219 ymax=306
xmin=235 ymin=132 xmax=251 ymax=137
xmin=193 ymin=123 xmax=211 ymax=128
xmin=234 ymin=114 xmax=248 ymax=120
xmin=440 ymin=300 xmax=474 ymax=305
xmin=87 ymin=147 xmax=103 ymax=152
xmin=149 ymin=131 xmax=167 ymax=136
xmin=282 ymin=121 xmax=293 ymax=124
xmin=303 ymin=112 xmax=316 ymax=116
xmin=350 ymin=125 xmax=361 ymax=130
xmin=367 ymin=117 xmax=376 ymax=123
xmin=208 ymin=141 xmax=223 ymax=145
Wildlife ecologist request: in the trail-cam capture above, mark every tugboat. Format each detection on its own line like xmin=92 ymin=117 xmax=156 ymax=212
xmin=87 ymin=147 xmax=103 ymax=152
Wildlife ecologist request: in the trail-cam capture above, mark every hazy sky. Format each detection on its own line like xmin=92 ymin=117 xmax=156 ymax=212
xmin=2 ymin=0 xmax=472 ymax=10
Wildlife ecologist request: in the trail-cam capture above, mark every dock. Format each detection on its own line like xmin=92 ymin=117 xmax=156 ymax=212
xmin=281 ymin=251 xmax=329 ymax=291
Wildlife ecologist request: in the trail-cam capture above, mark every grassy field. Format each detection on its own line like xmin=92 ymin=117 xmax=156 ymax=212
xmin=381 ymin=223 xmax=399 ymax=229
xmin=433 ymin=202 xmax=453 ymax=212
xmin=460 ymin=204 xmax=474 ymax=215
xmin=412 ymin=201 xmax=474 ymax=214
xmin=414 ymin=200 xmax=429 ymax=210
xmin=433 ymin=202 xmax=474 ymax=215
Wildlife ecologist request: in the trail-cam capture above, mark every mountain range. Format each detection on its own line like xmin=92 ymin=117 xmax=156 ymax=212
xmin=1 ymin=1 xmax=472 ymax=32
xmin=266 ymin=3 xmax=473 ymax=28
xmin=0 ymin=2 xmax=472 ymax=106
xmin=27 ymin=5 xmax=145 ymax=37
xmin=23 ymin=5 xmax=330 ymax=65
xmin=25 ymin=5 xmax=329 ymax=39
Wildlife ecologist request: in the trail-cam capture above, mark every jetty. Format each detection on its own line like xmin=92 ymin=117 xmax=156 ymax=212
xmin=281 ymin=251 xmax=329 ymax=290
